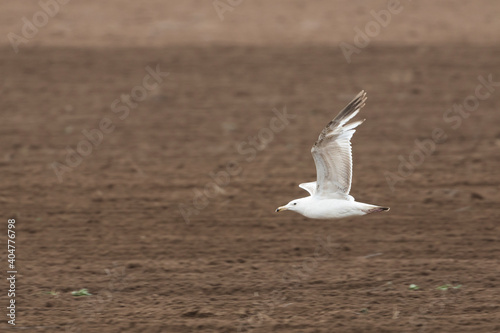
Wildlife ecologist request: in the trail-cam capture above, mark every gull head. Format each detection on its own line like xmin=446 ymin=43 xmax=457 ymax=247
xmin=276 ymin=198 xmax=307 ymax=213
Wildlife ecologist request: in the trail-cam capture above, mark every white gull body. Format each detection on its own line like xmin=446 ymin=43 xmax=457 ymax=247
xmin=276 ymin=91 xmax=389 ymax=219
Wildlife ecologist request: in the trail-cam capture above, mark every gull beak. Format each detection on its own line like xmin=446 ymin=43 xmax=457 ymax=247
xmin=276 ymin=206 xmax=288 ymax=212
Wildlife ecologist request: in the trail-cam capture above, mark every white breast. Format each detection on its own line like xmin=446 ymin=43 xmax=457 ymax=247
xmin=303 ymin=199 xmax=368 ymax=219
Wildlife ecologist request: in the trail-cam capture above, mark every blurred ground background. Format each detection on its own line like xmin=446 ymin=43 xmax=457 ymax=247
xmin=1 ymin=0 xmax=499 ymax=332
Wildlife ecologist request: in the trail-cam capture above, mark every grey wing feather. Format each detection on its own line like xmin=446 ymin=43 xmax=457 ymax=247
xmin=299 ymin=181 xmax=317 ymax=196
xmin=311 ymin=91 xmax=367 ymax=198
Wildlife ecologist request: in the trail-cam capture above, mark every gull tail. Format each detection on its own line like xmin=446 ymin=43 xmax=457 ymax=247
xmin=362 ymin=204 xmax=390 ymax=214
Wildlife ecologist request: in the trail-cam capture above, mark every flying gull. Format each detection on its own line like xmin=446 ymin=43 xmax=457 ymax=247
xmin=276 ymin=91 xmax=389 ymax=219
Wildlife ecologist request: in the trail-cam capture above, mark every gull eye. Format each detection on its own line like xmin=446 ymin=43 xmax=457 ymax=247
xmin=293 ymin=203 xmax=297 ymax=206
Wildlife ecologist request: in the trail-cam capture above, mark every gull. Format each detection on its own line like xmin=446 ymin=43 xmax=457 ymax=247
xmin=276 ymin=91 xmax=389 ymax=219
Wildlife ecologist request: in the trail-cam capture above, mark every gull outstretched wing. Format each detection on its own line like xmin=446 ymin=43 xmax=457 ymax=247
xmin=298 ymin=181 xmax=317 ymax=196
xmin=311 ymin=91 xmax=366 ymax=199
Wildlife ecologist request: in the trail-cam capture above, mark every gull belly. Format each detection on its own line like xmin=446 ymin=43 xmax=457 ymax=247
xmin=302 ymin=199 xmax=374 ymax=219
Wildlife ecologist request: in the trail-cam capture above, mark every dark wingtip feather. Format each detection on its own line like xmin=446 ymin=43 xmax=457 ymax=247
xmin=327 ymin=90 xmax=367 ymax=128
xmin=314 ymin=90 xmax=368 ymax=146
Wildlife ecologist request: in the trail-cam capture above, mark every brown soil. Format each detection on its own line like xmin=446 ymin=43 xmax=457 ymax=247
xmin=1 ymin=1 xmax=500 ymax=333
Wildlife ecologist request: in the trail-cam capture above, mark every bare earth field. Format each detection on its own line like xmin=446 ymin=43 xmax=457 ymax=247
xmin=1 ymin=44 xmax=499 ymax=332
xmin=1 ymin=1 xmax=500 ymax=332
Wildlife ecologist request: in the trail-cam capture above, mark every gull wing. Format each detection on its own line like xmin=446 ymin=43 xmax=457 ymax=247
xmin=310 ymin=91 xmax=367 ymax=199
xmin=299 ymin=181 xmax=317 ymax=196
